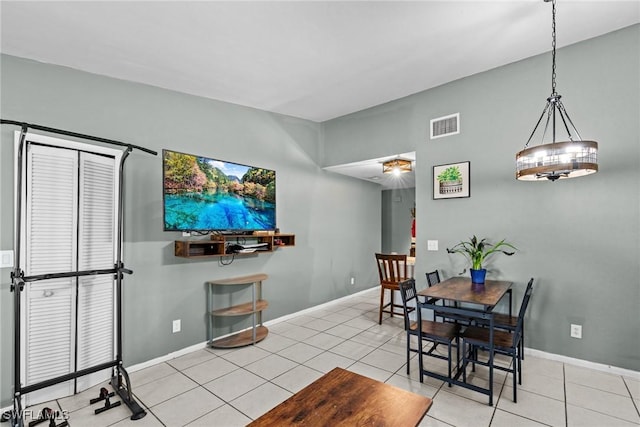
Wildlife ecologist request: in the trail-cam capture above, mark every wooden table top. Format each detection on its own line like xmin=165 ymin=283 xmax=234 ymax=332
xmin=206 ymin=273 xmax=268 ymax=285
xmin=248 ymin=367 xmax=432 ymax=427
xmin=418 ymin=276 xmax=512 ymax=308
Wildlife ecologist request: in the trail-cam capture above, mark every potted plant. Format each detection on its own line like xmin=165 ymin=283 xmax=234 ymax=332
xmin=446 ymin=235 xmax=517 ymax=284
xmin=437 ymin=166 xmax=463 ymax=194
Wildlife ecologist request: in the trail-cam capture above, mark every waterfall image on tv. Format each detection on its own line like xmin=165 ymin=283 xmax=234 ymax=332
xmin=163 ymin=150 xmax=276 ymax=232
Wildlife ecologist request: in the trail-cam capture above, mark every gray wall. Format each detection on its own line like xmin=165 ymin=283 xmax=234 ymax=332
xmin=0 ymin=55 xmax=381 ymax=406
xmin=325 ymin=25 xmax=640 ymax=371
xmin=381 ymin=188 xmax=415 ymax=254
xmin=1 ymin=23 xmax=638 ymax=409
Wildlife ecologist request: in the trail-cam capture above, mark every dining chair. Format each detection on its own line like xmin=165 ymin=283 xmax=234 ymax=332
xmin=397 ymin=278 xmax=459 ymax=386
xmin=460 ymin=279 xmax=534 ymax=405
xmin=375 ymin=253 xmax=412 ymax=324
xmin=426 ymin=270 xmax=440 ymax=287
xmin=476 ymin=278 xmax=534 ymax=360
xmin=426 ymin=270 xmax=473 ymax=326
xmin=425 ymin=270 xmax=445 ymax=322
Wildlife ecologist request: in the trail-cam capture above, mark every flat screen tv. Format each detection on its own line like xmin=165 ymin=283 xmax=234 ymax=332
xmin=163 ymin=149 xmax=276 ymax=232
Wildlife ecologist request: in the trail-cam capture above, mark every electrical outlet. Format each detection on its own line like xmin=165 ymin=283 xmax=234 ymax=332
xmin=172 ymin=319 xmax=181 ymax=333
xmin=1 ymin=250 xmax=14 ymax=268
xmin=570 ymin=324 xmax=582 ymax=339
xmin=427 ymin=240 xmax=438 ymax=251
xmin=350 ymin=277 xmax=355 ymax=285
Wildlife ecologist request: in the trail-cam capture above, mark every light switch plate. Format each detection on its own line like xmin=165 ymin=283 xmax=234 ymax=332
xmin=427 ymin=240 xmax=439 ymax=251
xmin=172 ymin=319 xmax=181 ymax=333
xmin=0 ymin=250 xmax=14 ymax=268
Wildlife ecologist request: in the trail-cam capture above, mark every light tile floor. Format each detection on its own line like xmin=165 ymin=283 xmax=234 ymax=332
xmin=22 ymin=288 xmax=640 ymax=426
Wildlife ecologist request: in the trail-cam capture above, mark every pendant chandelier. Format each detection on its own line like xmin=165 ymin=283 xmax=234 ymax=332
xmin=515 ymin=0 xmax=598 ymax=181
xmin=382 ymin=158 xmax=412 ymax=176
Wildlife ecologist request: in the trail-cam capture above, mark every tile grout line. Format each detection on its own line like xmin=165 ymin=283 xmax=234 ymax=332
xmin=204 ymin=314 xmax=390 ymax=422
xmin=622 ymin=377 xmax=640 ymax=417
xmin=487 ymin=357 xmax=510 ymax=426
xmin=33 ymin=289 xmax=639 ymax=426
xmin=174 ymin=365 xmax=260 ymax=423
xmin=119 ymin=399 xmax=165 ymax=427
xmin=563 ymin=371 xmax=640 ymax=424
xmin=136 ymin=354 xmax=277 ymax=424
xmin=563 ymin=363 xmax=568 ymax=427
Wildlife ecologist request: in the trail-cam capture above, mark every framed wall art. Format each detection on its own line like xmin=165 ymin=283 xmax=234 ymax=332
xmin=433 ymin=161 xmax=470 ymax=200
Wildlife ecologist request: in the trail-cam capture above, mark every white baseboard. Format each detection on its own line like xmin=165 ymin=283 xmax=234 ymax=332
xmin=4 ymin=286 xmax=637 ymax=414
xmin=125 ymin=341 xmax=209 ymax=373
xmin=88 ymin=342 xmax=640 ymax=385
xmin=127 ymin=287 xmax=377 ymax=372
xmin=264 ymin=287 xmax=377 ymax=326
xmin=124 ymin=287 xmax=640 ymax=382
xmin=123 ymin=288 xmax=374 ymax=375
xmin=524 ymin=347 xmax=640 ymax=380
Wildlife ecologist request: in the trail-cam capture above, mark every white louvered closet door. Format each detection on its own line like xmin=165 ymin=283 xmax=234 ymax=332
xmin=76 ymin=153 xmax=117 ymax=392
xmin=20 ymin=134 xmax=120 ymax=406
xmin=22 ymin=144 xmax=78 ymax=406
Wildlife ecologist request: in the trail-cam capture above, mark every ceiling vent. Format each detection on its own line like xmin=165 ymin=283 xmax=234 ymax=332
xmin=430 ymin=113 xmax=460 ymax=139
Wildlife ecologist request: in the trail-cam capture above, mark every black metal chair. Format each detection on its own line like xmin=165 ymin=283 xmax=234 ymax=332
xmin=397 ymin=278 xmax=459 ymax=386
xmin=426 ymin=270 xmax=473 ymax=325
xmin=476 ymin=278 xmax=534 ymax=360
xmin=460 ymin=279 xmax=534 ymax=405
xmin=425 ymin=270 xmax=443 ymax=321
xmin=426 ymin=270 xmax=440 ymax=287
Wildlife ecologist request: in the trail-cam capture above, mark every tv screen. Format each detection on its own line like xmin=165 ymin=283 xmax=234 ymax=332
xmin=163 ymin=150 xmax=276 ymax=232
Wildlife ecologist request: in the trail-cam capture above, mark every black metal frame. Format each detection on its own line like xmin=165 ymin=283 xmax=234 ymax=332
xmin=417 ymin=287 xmax=514 ymax=407
xmin=398 ymin=279 xmax=460 ymax=386
xmin=462 ymin=280 xmax=534 ymax=405
xmin=1 ymin=120 xmax=157 ymax=426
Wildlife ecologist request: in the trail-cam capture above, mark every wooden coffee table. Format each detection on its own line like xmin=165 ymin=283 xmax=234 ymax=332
xmin=248 ymin=367 xmax=432 ymax=426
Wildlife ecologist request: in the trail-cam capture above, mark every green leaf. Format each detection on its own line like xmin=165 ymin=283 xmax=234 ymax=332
xmin=446 ymin=236 xmax=517 ymax=270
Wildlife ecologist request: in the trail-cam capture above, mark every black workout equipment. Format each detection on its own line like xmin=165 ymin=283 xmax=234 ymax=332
xmin=26 ymin=407 xmax=68 ymax=427
xmin=90 ymin=387 xmax=122 ymax=415
xmin=1 ymin=120 xmax=156 ymax=426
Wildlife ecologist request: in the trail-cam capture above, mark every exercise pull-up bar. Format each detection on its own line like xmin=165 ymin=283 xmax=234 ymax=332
xmin=0 ymin=119 xmax=158 ymax=156
xmin=2 ymin=119 xmax=153 ymax=426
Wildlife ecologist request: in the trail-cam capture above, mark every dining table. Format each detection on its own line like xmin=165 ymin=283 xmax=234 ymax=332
xmin=417 ymin=276 xmax=513 ymax=404
xmin=248 ymin=367 xmax=432 ymax=426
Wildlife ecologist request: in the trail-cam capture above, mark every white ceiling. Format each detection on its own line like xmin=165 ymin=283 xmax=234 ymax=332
xmin=324 ymin=152 xmax=417 ymax=189
xmin=1 ymin=1 xmax=638 ymax=189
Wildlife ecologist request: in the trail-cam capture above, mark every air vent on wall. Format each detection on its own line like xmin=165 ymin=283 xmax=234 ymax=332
xmin=430 ymin=113 xmax=460 ymax=139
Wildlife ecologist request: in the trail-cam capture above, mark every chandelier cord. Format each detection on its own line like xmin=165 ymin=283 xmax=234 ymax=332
xmin=551 ymin=0 xmax=557 ymax=96
xmin=524 ymin=0 xmax=559 ymax=149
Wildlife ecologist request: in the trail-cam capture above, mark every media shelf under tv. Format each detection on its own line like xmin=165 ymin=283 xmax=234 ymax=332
xmin=174 ymin=233 xmax=295 ymax=258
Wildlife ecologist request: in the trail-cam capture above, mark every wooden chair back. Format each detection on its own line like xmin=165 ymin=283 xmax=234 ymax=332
xmin=375 ymin=253 xmax=408 ymax=285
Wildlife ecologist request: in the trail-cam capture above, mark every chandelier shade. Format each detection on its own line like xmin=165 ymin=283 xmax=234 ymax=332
xmin=516 ymin=0 xmax=598 ymax=181
xmin=382 ymin=158 xmax=412 ymax=175
xmin=516 ymin=140 xmax=598 ymax=181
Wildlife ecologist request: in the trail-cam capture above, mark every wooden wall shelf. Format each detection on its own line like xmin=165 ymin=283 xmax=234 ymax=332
xmin=175 ymin=233 xmax=295 ymax=258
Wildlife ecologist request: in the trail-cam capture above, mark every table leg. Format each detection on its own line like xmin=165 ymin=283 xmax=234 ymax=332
xmin=488 ymin=313 xmax=494 ymax=406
